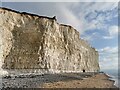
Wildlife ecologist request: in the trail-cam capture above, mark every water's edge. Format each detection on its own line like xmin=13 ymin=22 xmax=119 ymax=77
xmin=105 ymin=73 xmax=118 ymax=88
xmin=1 ymin=71 xmax=118 ymax=88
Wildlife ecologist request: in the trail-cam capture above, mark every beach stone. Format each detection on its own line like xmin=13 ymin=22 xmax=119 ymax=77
xmin=0 ymin=7 xmax=100 ymax=74
xmin=3 ymin=75 xmax=11 ymax=79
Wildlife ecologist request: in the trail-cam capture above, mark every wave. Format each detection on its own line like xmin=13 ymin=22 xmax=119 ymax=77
xmin=106 ymin=73 xmax=119 ymax=87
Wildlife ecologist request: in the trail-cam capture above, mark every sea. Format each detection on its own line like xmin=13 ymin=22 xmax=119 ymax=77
xmin=104 ymin=70 xmax=120 ymax=88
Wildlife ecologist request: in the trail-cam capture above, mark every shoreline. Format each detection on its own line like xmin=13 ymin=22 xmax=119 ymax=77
xmin=108 ymin=76 xmax=119 ymax=88
xmin=104 ymin=72 xmax=118 ymax=87
xmin=2 ymin=72 xmax=117 ymax=88
xmin=41 ymin=73 xmax=117 ymax=88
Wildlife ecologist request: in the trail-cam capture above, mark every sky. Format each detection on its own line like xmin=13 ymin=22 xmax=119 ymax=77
xmin=0 ymin=0 xmax=119 ymax=73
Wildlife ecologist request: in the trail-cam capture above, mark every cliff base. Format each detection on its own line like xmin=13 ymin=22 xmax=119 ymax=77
xmin=2 ymin=73 xmax=116 ymax=88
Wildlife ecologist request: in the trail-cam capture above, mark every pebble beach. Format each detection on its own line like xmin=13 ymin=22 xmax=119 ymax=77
xmin=1 ymin=72 xmax=117 ymax=88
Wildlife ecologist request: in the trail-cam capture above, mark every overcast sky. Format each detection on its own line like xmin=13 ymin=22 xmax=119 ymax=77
xmin=0 ymin=1 xmax=119 ymax=72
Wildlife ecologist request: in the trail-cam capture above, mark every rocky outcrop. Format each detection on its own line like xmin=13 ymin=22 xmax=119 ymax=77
xmin=0 ymin=8 xmax=100 ymax=74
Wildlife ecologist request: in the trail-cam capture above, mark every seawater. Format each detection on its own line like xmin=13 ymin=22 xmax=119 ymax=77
xmin=109 ymin=74 xmax=119 ymax=87
xmin=105 ymin=70 xmax=119 ymax=87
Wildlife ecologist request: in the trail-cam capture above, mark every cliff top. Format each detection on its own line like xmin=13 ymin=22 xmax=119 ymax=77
xmin=0 ymin=7 xmax=79 ymax=33
xmin=0 ymin=7 xmax=55 ymax=20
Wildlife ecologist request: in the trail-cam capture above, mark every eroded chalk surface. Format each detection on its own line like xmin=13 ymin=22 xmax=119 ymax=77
xmin=0 ymin=8 xmax=100 ymax=75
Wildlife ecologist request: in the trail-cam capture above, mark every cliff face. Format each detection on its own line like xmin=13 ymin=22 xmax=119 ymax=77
xmin=0 ymin=8 xmax=100 ymax=74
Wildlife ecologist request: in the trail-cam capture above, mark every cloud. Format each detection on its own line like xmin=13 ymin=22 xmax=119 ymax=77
xmin=99 ymin=57 xmax=118 ymax=71
xmin=41 ymin=2 xmax=118 ymax=36
xmin=81 ymin=32 xmax=100 ymax=41
xmin=2 ymin=2 xmax=118 ymax=37
xmin=103 ymin=36 xmax=114 ymax=39
xmin=57 ymin=4 xmax=81 ymax=32
xmin=98 ymin=46 xmax=118 ymax=71
xmin=109 ymin=25 xmax=118 ymax=36
xmin=81 ymin=2 xmax=117 ymax=35
xmin=75 ymin=2 xmax=118 ymax=41
xmin=103 ymin=25 xmax=118 ymax=39
xmin=99 ymin=46 xmax=118 ymax=54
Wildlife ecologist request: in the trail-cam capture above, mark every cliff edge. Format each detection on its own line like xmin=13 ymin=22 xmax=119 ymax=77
xmin=0 ymin=7 xmax=100 ymax=74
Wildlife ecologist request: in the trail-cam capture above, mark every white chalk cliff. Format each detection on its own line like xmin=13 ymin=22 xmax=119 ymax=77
xmin=0 ymin=8 xmax=100 ymax=75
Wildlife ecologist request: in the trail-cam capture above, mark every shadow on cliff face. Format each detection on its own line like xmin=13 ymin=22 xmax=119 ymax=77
xmin=2 ymin=72 xmax=97 ymax=88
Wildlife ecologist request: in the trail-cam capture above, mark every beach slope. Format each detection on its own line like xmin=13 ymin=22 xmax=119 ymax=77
xmin=41 ymin=73 xmax=116 ymax=88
